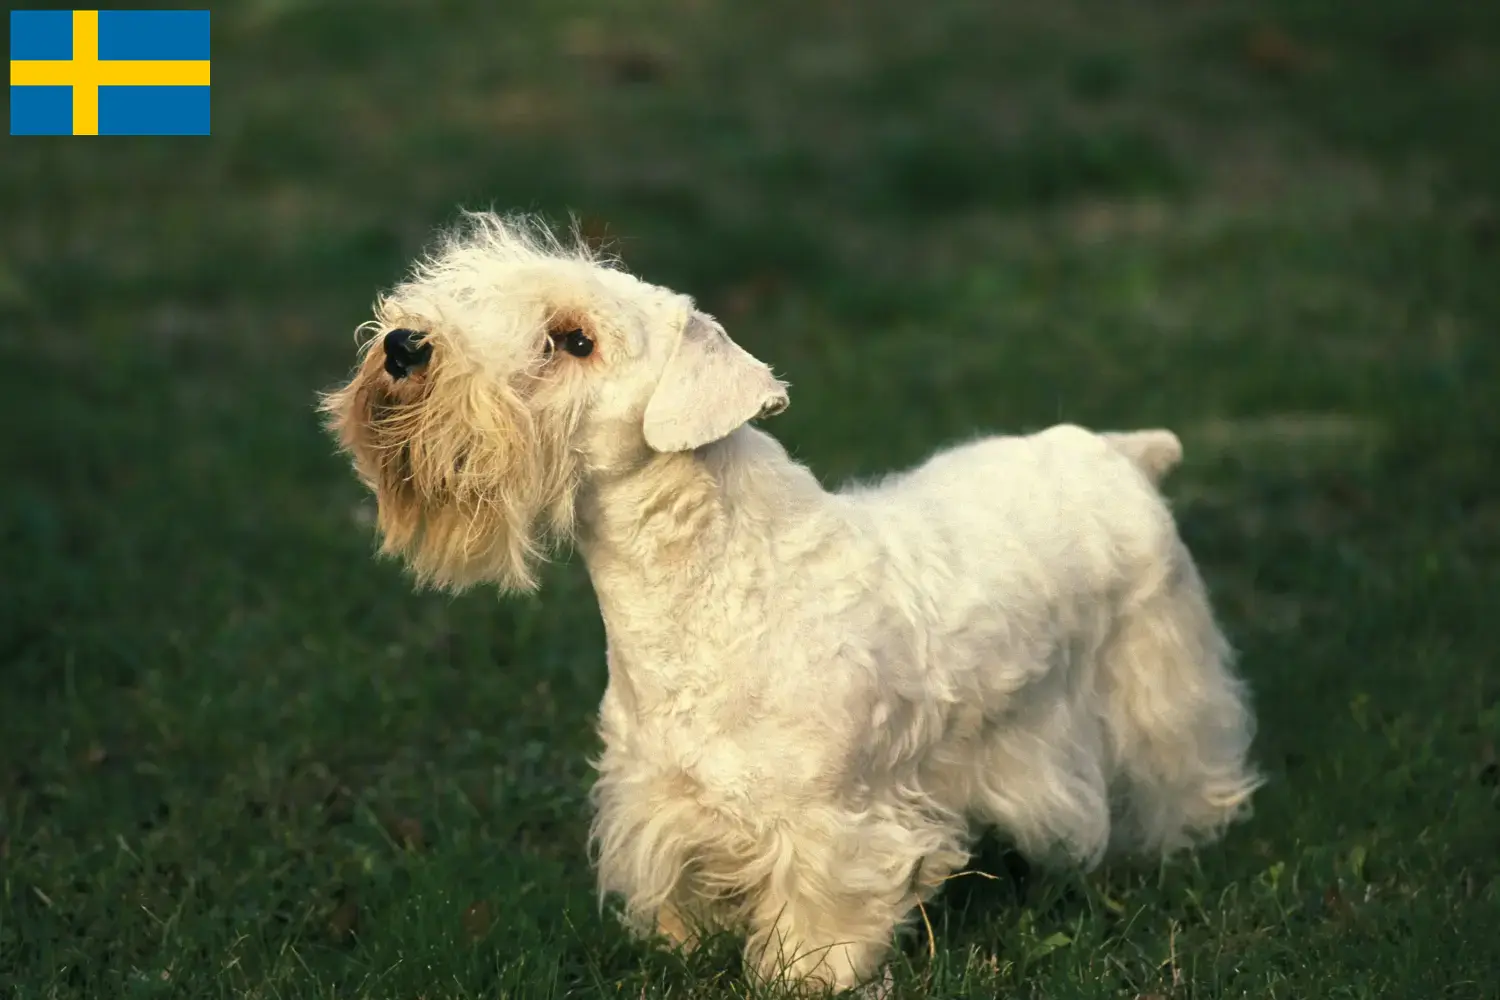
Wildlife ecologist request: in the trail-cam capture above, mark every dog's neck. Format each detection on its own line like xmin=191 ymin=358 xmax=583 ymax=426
xmin=575 ymin=426 xmax=828 ymax=709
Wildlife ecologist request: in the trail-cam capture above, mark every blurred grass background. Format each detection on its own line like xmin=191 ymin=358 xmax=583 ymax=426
xmin=3 ymin=0 xmax=1499 ymax=996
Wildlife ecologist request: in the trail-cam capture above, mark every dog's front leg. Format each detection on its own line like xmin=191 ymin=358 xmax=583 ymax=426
xmin=655 ymin=901 xmax=696 ymax=949
xmin=747 ymin=889 xmax=896 ymax=993
xmin=654 ymin=881 xmax=729 ymax=953
xmin=741 ymin=833 xmax=914 ymax=994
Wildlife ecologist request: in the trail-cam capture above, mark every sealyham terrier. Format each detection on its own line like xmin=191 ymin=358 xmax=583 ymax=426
xmin=321 ymin=213 xmax=1262 ymax=993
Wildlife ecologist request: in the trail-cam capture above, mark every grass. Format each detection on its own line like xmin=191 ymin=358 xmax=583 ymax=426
xmin=3 ymin=0 xmax=1499 ymax=996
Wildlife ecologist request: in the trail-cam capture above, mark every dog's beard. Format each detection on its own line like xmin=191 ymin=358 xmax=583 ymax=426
xmin=321 ymin=339 xmax=584 ymax=593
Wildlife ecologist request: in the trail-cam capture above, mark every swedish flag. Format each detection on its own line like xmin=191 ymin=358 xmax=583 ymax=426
xmin=10 ymin=10 xmax=210 ymax=135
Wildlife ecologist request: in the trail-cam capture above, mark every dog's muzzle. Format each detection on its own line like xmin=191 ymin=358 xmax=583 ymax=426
xmin=383 ymin=328 xmax=432 ymax=380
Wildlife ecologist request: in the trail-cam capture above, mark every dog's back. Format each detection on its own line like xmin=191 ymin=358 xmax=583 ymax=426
xmin=843 ymin=424 xmax=1180 ymax=596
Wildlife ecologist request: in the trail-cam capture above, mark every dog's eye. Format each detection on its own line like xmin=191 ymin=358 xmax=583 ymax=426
xmin=548 ymin=328 xmax=594 ymax=358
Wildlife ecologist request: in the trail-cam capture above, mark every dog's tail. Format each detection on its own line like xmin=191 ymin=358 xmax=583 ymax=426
xmin=1101 ymin=429 xmax=1182 ymax=485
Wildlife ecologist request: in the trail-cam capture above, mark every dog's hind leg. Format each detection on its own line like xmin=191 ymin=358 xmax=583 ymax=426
xmin=966 ymin=691 xmax=1114 ymax=866
xmin=1099 ymin=540 xmax=1263 ymax=853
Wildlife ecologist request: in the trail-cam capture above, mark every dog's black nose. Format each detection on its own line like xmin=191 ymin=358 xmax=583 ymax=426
xmin=383 ymin=328 xmax=432 ymax=380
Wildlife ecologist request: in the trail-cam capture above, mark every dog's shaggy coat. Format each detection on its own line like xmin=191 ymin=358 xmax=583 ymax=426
xmin=322 ymin=213 xmax=1262 ymax=992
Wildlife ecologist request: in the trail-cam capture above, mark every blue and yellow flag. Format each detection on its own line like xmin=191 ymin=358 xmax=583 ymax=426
xmin=10 ymin=10 xmax=210 ymax=135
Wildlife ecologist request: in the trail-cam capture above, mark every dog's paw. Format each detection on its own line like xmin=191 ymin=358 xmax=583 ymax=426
xmin=855 ymin=965 xmax=895 ymax=1000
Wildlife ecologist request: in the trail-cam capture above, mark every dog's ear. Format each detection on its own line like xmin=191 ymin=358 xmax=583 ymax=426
xmin=642 ymin=311 xmax=788 ymax=453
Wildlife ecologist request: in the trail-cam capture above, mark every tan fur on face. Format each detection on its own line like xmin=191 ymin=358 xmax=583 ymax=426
xmin=319 ymin=213 xmax=625 ymax=592
xmin=320 ymin=323 xmax=583 ymax=593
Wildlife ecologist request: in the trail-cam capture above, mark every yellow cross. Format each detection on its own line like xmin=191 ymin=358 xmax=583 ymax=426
xmin=8 ymin=10 xmax=211 ymax=135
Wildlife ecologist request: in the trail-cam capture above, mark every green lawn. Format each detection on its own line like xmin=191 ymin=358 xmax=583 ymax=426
xmin=3 ymin=0 xmax=1499 ymax=996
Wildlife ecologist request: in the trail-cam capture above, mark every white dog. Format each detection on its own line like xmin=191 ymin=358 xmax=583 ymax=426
xmin=322 ymin=213 xmax=1262 ymax=993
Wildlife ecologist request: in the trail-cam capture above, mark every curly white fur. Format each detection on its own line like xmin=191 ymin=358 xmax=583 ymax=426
xmin=322 ymin=212 xmax=1262 ymax=993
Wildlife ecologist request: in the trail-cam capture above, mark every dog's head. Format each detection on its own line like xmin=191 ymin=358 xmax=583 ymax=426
xmin=320 ymin=212 xmax=788 ymax=593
